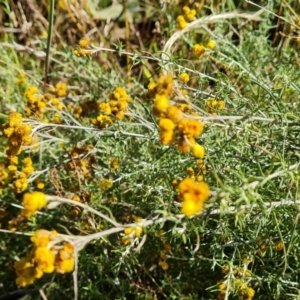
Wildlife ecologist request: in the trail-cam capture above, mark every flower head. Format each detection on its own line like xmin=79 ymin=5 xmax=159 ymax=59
xmin=22 ymin=192 xmax=47 ymax=218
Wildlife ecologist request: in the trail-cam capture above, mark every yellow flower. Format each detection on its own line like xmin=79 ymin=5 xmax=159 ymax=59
xmin=55 ymin=82 xmax=67 ymax=97
xmin=115 ymin=111 xmax=125 ymax=120
xmin=182 ymin=6 xmax=190 ymax=14
xmin=92 ymin=114 xmax=113 ymax=129
xmin=179 ymin=72 xmax=190 ymax=83
xmin=56 ymin=257 xmax=75 ymax=274
xmin=124 ymin=227 xmax=133 ymax=235
xmin=14 ymin=257 xmax=36 ymax=287
xmin=178 ymin=178 xmax=195 ymax=194
xmin=182 ymin=181 xmax=210 ymax=203
xmin=191 ymin=144 xmax=205 ymax=158
xmin=22 ymin=192 xmax=47 ymax=217
xmin=160 ymin=130 xmax=175 ymax=145
xmin=34 ymin=247 xmax=55 ymax=273
xmin=184 ymin=8 xmax=196 ymax=21
xmin=218 ymin=282 xmax=227 ymax=291
xmin=8 ymin=165 xmax=17 ymax=172
xmin=217 ymin=100 xmax=225 ymax=110
xmin=37 ymin=182 xmax=45 ymax=189
xmin=153 ymin=94 xmax=169 ymax=116
xmin=178 ymin=178 xmax=210 ymax=216
xmin=193 ymin=44 xmax=206 ymax=58
xmin=135 ymin=226 xmax=143 ymax=237
xmin=239 ymin=285 xmax=255 ymax=298
xmin=15 ymin=72 xmax=26 ymax=85
xmin=8 ymin=112 xmax=23 ymax=127
xmin=178 ymin=119 xmax=204 ymax=137
xmin=177 ymin=15 xmax=187 ymax=30
xmin=181 ymin=199 xmax=203 ymax=216
xmin=206 ymin=40 xmax=216 ymax=50
xmin=99 ymin=102 xmax=112 ymax=115
xmin=23 ymin=157 xmax=32 ymax=166
xmin=159 ymin=118 xmax=175 ymax=131
xmin=79 ymin=39 xmax=89 ymax=48
xmin=55 ymin=242 xmax=75 ymax=274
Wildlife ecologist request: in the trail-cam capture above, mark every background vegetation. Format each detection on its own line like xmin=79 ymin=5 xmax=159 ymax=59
xmin=0 ymin=0 xmax=300 ymax=299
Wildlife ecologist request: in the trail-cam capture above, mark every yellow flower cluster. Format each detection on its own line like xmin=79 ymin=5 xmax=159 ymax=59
xmin=24 ymin=83 xmax=65 ymax=122
xmin=178 ymin=177 xmax=210 ymax=216
xmin=205 ymin=98 xmax=225 ymax=114
xmin=54 ymin=82 xmax=67 ymax=97
xmin=1 ymin=112 xmax=33 ymax=193
xmin=149 ymin=75 xmax=205 ymax=157
xmin=92 ymin=87 xmax=130 ymax=129
xmin=24 ymin=86 xmax=46 ymax=119
xmin=177 ymin=6 xmax=197 ymax=29
xmin=182 ymin=6 xmax=197 ymax=21
xmin=10 ymin=157 xmax=35 ymax=194
xmin=2 ymin=112 xmax=32 ymax=156
xmin=15 ymin=230 xmax=74 ymax=287
xmin=22 ymin=191 xmax=47 ymax=218
xmin=179 ymin=72 xmax=190 ymax=83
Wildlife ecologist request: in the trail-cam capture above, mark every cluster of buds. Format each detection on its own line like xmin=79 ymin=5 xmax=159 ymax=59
xmin=177 ymin=6 xmax=197 ymax=29
xmin=1 ymin=112 xmax=33 ymax=193
xmin=148 ymin=74 xmax=206 ymax=158
xmin=24 ymin=82 xmax=65 ymax=122
xmin=92 ymin=87 xmax=130 ymax=129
